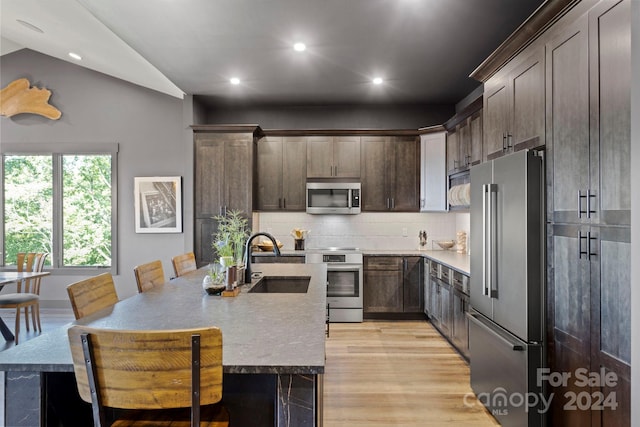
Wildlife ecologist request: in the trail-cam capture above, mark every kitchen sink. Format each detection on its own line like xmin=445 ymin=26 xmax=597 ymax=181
xmin=248 ymin=276 xmax=310 ymax=293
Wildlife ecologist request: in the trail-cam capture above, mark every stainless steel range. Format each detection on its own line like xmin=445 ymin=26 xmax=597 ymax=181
xmin=306 ymin=248 xmax=363 ymax=322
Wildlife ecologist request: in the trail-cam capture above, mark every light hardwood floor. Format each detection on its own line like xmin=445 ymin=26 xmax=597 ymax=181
xmin=323 ymin=320 xmax=499 ymax=426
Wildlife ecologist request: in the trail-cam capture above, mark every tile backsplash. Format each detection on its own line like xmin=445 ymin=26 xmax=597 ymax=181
xmin=253 ymin=211 xmax=470 ymax=252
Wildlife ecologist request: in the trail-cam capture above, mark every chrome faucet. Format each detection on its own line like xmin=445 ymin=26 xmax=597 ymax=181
xmin=244 ymin=232 xmax=281 ymax=283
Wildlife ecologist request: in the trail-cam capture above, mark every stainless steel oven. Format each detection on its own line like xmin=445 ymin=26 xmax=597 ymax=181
xmin=306 ymin=249 xmax=363 ymax=322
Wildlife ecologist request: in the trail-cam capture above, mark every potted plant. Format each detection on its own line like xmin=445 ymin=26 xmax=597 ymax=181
xmin=212 ymin=210 xmax=250 ymax=285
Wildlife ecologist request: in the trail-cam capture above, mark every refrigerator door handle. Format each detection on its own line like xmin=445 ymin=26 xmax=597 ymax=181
xmin=483 ymin=183 xmax=498 ymax=298
xmin=468 ymin=312 xmax=524 ymax=351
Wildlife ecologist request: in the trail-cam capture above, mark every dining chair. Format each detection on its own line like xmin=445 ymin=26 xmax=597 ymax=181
xmin=67 ymin=273 xmax=119 ymax=320
xmin=67 ymin=325 xmax=229 ymax=427
xmin=172 ymin=252 xmax=197 ymax=277
xmin=133 ymin=260 xmax=165 ymax=293
xmin=0 ymin=252 xmax=47 ymax=344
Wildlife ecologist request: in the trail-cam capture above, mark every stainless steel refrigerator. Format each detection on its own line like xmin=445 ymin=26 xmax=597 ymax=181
xmin=469 ymin=149 xmax=545 ymax=426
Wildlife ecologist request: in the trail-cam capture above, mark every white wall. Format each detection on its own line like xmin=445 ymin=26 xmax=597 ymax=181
xmin=255 ymin=211 xmax=468 ymax=252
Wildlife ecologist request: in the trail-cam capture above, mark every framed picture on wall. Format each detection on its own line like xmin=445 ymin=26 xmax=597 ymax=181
xmin=134 ymin=176 xmax=182 ymax=233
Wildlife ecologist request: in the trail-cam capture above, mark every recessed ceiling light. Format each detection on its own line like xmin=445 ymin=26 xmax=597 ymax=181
xmin=372 ymin=77 xmax=384 ymax=85
xmin=293 ymin=42 xmax=306 ymax=52
xmin=16 ymin=19 xmax=44 ymax=33
xmin=230 ymin=77 xmax=240 ymax=85
xmin=68 ymin=52 xmax=82 ymax=61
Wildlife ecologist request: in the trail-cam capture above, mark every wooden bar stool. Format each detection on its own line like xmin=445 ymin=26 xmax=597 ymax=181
xmin=67 ymin=325 xmax=229 ymax=426
xmin=133 ymin=260 xmax=165 ymax=293
xmin=67 ymin=273 xmax=119 ymax=320
xmin=172 ymin=252 xmax=197 ymax=277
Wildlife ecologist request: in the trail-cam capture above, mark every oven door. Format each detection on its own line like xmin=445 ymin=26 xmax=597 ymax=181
xmin=326 ymin=264 xmax=363 ymax=308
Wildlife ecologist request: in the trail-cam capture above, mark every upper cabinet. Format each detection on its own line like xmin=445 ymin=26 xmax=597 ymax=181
xmin=361 ymin=136 xmax=420 ymax=212
xmin=256 ymin=136 xmax=307 ymax=211
xmin=419 ymin=131 xmax=447 ymax=212
xmin=444 ymin=98 xmax=483 ymax=174
xmin=483 ymin=49 xmax=545 ymax=161
xmin=307 ymin=136 xmax=360 ymax=178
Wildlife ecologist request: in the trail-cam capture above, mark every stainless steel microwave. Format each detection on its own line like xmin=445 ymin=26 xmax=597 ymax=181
xmin=306 ymin=182 xmax=361 ymax=214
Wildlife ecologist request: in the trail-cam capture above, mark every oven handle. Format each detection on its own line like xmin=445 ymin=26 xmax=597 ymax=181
xmin=325 ymin=264 xmax=363 ymax=271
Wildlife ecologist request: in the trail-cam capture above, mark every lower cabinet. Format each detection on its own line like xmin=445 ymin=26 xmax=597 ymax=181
xmin=363 ymin=256 xmax=423 ymax=316
xmin=425 ymin=259 xmax=469 ymax=361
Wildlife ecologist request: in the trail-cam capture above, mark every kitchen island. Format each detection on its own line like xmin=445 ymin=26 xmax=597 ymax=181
xmin=0 ymin=263 xmax=327 ymax=427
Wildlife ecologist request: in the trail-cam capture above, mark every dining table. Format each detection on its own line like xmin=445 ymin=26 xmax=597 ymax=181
xmin=0 ymin=271 xmax=51 ymax=341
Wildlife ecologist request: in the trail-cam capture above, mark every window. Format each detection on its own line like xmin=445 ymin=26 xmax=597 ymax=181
xmin=1 ymin=143 xmax=118 ymax=272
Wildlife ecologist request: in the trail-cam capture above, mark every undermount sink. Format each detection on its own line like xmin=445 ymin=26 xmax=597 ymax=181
xmin=248 ymin=276 xmax=311 ymax=293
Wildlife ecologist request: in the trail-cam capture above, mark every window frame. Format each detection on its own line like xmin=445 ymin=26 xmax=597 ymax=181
xmin=1 ymin=143 xmax=119 ymax=275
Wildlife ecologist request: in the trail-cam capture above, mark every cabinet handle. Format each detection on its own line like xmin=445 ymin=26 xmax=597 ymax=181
xmin=283 ymin=198 xmax=286 ymax=209
xmin=465 ymin=155 xmax=471 ymax=167
xmin=587 ymin=189 xmax=596 ymax=218
xmin=502 ymin=133 xmax=507 ymax=151
xmin=578 ymin=231 xmax=588 ymax=259
xmin=334 ymin=165 xmax=338 ymax=176
xmin=506 ymin=133 xmax=513 ymax=150
xmin=391 ymin=198 xmax=395 ymax=209
xmin=588 ymin=232 xmax=598 ymax=260
xmin=278 ymin=198 xmax=282 ymax=209
xmin=578 ymin=190 xmax=587 ymax=218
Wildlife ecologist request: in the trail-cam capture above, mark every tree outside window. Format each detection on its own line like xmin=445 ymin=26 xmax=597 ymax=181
xmin=2 ymin=150 xmax=115 ymax=269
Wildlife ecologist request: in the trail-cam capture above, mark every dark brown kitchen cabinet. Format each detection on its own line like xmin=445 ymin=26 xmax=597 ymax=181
xmin=363 ymin=256 xmax=403 ymax=313
xmin=194 ymin=128 xmax=256 ymax=265
xmin=363 ymin=256 xmax=423 ymax=315
xmin=547 ymin=3 xmax=631 ymax=424
xmin=306 ymin=135 xmax=360 ymax=178
xmin=446 ymin=130 xmax=458 ymax=174
xmin=402 ymin=257 xmax=423 ymax=313
xmin=451 ymin=287 xmax=470 ymax=361
xmin=256 ymin=136 xmax=306 ymax=211
xmin=469 ymin=111 xmax=483 ymax=165
xmin=483 ymin=48 xmax=545 ymax=161
xmin=361 ymin=136 xmax=420 ymax=212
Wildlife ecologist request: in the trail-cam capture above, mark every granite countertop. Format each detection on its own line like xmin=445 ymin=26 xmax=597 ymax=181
xmin=0 ymin=263 xmax=327 ymax=375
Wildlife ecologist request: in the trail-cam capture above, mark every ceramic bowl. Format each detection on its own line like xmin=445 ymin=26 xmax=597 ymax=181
xmin=437 ymin=240 xmax=455 ymax=250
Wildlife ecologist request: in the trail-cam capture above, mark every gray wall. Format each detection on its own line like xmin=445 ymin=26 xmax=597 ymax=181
xmin=200 ymin=101 xmax=453 ymax=129
xmin=0 ymin=49 xmax=188 ymax=303
xmin=631 ymin=0 xmax=639 ymax=424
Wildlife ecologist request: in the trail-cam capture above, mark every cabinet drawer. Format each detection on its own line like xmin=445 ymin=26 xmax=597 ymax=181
xmin=440 ymin=266 xmax=451 ymax=283
xmin=364 ymin=256 xmax=402 ymax=271
xmin=451 ymin=270 xmax=469 ymax=294
xmin=429 ymin=260 xmax=439 ymax=277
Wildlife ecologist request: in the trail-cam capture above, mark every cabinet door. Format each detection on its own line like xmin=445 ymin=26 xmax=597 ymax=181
xmin=420 ymin=132 xmax=447 ymax=212
xmin=256 ymin=136 xmax=283 ymax=210
xmin=510 ymin=49 xmax=545 ymax=151
xmin=360 ymin=136 xmax=388 ymax=211
xmin=457 ymin=119 xmax=471 ymax=169
xmin=549 ymin=224 xmax=592 ymax=426
xmin=547 ymin=16 xmax=590 ymax=224
xmin=452 ymin=289 xmax=470 ymax=360
xmin=306 ymin=136 xmax=333 ymax=178
xmin=446 ymin=130 xmax=458 ymax=173
xmin=282 ymin=137 xmax=307 ymax=210
xmin=224 ymin=138 xmax=253 ymax=214
xmin=363 ymin=269 xmax=403 ymax=313
xmin=195 ymin=136 xmax=225 ymax=217
xmin=428 ymin=276 xmax=440 ymax=328
xmin=483 ymin=75 xmax=510 ymax=160
xmin=439 ymin=281 xmax=452 ymax=338
xmin=590 ymin=226 xmax=631 ymax=426
xmin=469 ymin=111 xmax=483 ymax=165
xmin=333 ymin=136 xmax=361 ymax=178
xmin=402 ymin=257 xmax=422 ymax=313
xmin=589 ymin=0 xmax=631 ymax=227
xmin=389 ymin=137 xmax=420 ymax=211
